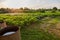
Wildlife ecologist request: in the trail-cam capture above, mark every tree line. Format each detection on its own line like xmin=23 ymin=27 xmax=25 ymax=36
xmin=0 ymin=7 xmax=60 ymax=13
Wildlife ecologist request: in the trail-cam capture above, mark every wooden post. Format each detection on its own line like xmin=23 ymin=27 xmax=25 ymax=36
xmin=0 ymin=20 xmax=7 ymax=29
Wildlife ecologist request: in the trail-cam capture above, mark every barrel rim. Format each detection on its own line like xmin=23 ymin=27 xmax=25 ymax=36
xmin=0 ymin=26 xmax=20 ymax=37
xmin=0 ymin=29 xmax=19 ymax=37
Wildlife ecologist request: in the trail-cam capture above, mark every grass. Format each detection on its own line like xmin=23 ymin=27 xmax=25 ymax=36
xmin=21 ymin=20 xmax=60 ymax=40
xmin=20 ymin=15 xmax=60 ymax=40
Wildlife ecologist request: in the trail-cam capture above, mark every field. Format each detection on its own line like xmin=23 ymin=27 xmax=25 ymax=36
xmin=0 ymin=11 xmax=60 ymax=40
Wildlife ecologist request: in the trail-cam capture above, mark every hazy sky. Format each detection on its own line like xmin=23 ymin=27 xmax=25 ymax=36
xmin=0 ymin=0 xmax=60 ymax=9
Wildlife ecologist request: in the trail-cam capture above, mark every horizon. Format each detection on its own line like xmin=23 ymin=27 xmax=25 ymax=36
xmin=0 ymin=0 xmax=60 ymax=9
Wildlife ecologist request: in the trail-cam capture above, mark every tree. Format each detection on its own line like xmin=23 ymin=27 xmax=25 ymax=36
xmin=53 ymin=7 xmax=57 ymax=11
xmin=19 ymin=8 xmax=23 ymax=10
xmin=52 ymin=7 xmax=58 ymax=13
xmin=0 ymin=8 xmax=6 ymax=13
xmin=23 ymin=7 xmax=30 ymax=13
xmin=0 ymin=8 xmax=10 ymax=13
xmin=40 ymin=9 xmax=45 ymax=13
xmin=23 ymin=7 xmax=30 ymax=10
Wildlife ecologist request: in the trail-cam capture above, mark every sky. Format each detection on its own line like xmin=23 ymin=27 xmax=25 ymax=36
xmin=0 ymin=0 xmax=60 ymax=9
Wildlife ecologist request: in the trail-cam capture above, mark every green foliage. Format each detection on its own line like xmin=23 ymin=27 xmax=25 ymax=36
xmin=40 ymin=9 xmax=45 ymax=13
xmin=0 ymin=12 xmax=60 ymax=27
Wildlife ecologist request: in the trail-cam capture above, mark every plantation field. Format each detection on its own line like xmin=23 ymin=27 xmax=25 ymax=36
xmin=0 ymin=12 xmax=60 ymax=40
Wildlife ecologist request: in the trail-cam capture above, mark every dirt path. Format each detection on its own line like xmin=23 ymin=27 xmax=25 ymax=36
xmin=4 ymin=13 xmax=24 ymax=15
xmin=40 ymin=19 xmax=60 ymax=37
xmin=48 ymin=22 xmax=60 ymax=37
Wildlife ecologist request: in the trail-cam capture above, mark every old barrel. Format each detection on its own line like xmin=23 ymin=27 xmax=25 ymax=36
xmin=0 ymin=26 xmax=21 ymax=40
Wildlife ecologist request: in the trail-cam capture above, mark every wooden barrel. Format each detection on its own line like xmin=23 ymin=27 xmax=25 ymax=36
xmin=0 ymin=26 xmax=21 ymax=40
